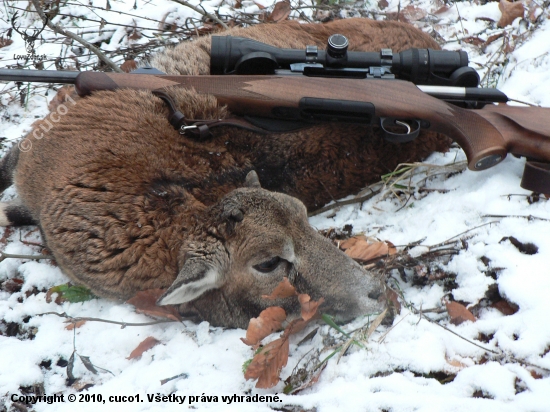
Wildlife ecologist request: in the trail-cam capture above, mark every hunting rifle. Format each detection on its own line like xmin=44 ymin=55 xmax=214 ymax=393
xmin=0 ymin=34 xmax=549 ymax=193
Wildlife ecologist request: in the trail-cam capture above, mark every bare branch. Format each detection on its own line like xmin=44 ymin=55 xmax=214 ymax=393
xmin=29 ymin=0 xmax=123 ymax=73
xmin=171 ymin=0 xmax=229 ymax=30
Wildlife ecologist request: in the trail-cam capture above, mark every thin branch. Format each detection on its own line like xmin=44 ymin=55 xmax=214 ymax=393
xmin=308 ymin=187 xmax=381 ymax=217
xmin=482 ymin=214 xmax=550 ymax=222
xmin=38 ymin=311 xmax=179 ymax=327
xmin=171 ymin=0 xmax=229 ymax=30
xmin=160 ymin=372 xmax=189 ymax=385
xmin=435 ymin=221 xmax=500 ymax=245
xmin=0 ymin=251 xmax=52 ymax=263
xmin=29 ymin=0 xmax=123 ymax=73
xmin=414 ymin=308 xmax=499 ymax=354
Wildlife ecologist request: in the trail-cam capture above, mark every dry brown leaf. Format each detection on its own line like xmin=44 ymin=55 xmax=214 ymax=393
xmin=71 ymin=380 xmax=94 ymax=392
xmin=120 ymin=59 xmax=137 ymax=73
xmin=484 ymin=32 xmax=505 ymax=49
xmin=45 ymin=287 xmax=65 ymax=305
xmin=127 ymin=336 xmax=160 ymax=360
xmin=262 ymin=277 xmax=298 ymax=300
xmin=267 ymin=0 xmax=291 ymax=22
xmin=401 ymin=4 xmax=428 ymax=21
xmin=527 ymin=2 xmax=541 ymax=22
xmin=434 ymin=5 xmax=450 ymax=14
xmin=65 ymin=320 xmax=87 ymax=330
xmin=365 ymin=308 xmax=389 ymax=340
xmin=3 ymin=277 xmax=23 ymax=293
xmin=253 ymin=0 xmax=266 ymax=9
xmin=445 ymin=355 xmax=468 ymax=369
xmin=244 ymin=337 xmax=290 ymax=388
xmin=243 ymin=289 xmax=324 ymax=388
xmin=128 ymin=30 xmax=142 ymax=41
xmin=126 ymin=289 xmax=182 ymax=321
xmin=498 ymin=0 xmax=525 ymax=27
xmin=385 ymin=288 xmax=401 ymax=315
xmin=298 ymin=294 xmax=324 ymax=321
xmin=530 ymin=370 xmax=543 ymax=379
xmin=340 ymin=235 xmax=395 ymax=262
xmin=446 ymin=301 xmax=476 ymax=325
xmin=241 ymin=307 xmax=287 ymax=347
xmin=463 ymin=36 xmax=485 ymax=46
xmin=378 ymin=0 xmax=389 ymax=9
xmin=491 ymin=299 xmax=519 ymax=315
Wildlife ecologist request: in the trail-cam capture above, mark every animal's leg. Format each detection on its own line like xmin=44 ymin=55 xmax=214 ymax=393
xmin=0 ymin=147 xmax=36 ymax=226
xmin=0 ymin=202 xmax=36 ymax=226
xmin=0 ymin=146 xmax=19 ymax=193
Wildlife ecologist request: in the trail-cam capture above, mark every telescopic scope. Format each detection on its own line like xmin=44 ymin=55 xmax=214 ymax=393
xmin=210 ymin=34 xmax=480 ymax=87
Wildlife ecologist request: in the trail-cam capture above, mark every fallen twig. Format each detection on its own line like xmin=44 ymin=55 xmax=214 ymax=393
xmin=0 ymin=251 xmax=52 ymax=263
xmin=482 ymin=214 xmax=550 ymax=222
xmin=38 ymin=311 xmax=180 ymax=327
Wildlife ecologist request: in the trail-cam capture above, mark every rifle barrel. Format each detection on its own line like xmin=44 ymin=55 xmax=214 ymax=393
xmin=0 ymin=69 xmax=79 ymax=84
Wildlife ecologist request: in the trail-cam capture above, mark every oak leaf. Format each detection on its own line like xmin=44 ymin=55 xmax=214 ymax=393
xmin=241 ymin=307 xmax=287 ymax=347
xmin=127 ymin=336 xmax=160 ymax=360
xmin=498 ymin=0 xmax=525 ymax=27
xmin=446 ymin=301 xmax=476 ymax=325
xmin=126 ymin=289 xmax=182 ymax=321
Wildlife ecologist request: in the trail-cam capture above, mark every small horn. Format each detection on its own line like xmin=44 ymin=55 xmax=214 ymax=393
xmin=244 ymin=170 xmax=261 ymax=188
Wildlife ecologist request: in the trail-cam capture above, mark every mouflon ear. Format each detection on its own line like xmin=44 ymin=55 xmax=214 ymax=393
xmin=157 ymin=248 xmax=228 ymax=305
xmin=244 ymin=170 xmax=261 ymax=188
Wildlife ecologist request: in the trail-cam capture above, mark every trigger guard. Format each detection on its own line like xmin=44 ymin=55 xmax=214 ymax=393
xmin=380 ymin=118 xmax=421 ymax=143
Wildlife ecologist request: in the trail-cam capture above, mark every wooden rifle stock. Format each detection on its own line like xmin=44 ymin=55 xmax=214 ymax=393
xmin=71 ymin=72 xmax=550 ymax=172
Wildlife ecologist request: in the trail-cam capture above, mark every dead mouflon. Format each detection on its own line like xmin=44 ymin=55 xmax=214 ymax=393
xmin=0 ymin=18 xmax=449 ymax=328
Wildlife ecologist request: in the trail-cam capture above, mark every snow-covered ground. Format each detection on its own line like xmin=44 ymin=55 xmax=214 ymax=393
xmin=1 ymin=0 xmax=550 ymax=411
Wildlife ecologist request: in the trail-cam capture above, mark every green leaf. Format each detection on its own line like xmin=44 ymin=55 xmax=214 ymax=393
xmin=49 ymin=284 xmax=96 ymax=303
xmin=321 ymin=314 xmax=351 ymax=338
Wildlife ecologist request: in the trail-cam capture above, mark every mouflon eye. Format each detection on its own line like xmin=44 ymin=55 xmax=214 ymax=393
xmin=254 ymin=256 xmax=282 ymax=273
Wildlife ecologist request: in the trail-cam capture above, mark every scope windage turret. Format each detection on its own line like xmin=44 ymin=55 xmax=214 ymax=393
xmin=210 ymin=35 xmax=480 ymax=87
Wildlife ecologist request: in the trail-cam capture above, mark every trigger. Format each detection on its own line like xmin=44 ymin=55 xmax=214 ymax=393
xmin=380 ymin=118 xmax=421 ymax=143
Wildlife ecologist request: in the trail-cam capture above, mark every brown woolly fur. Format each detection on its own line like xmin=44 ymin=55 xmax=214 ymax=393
xmin=2 ymin=19 xmax=450 ymax=328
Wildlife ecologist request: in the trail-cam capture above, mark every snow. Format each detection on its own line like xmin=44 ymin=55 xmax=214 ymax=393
xmin=1 ymin=0 xmax=550 ymax=411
